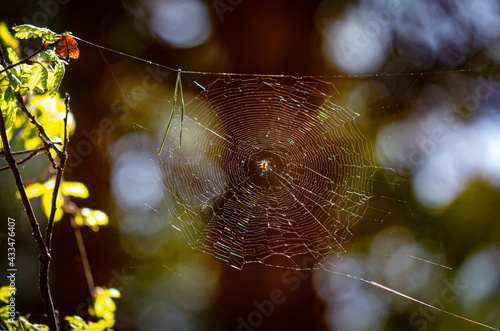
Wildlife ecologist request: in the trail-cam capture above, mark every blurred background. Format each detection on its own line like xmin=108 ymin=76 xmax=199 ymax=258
xmin=1 ymin=0 xmax=500 ymax=330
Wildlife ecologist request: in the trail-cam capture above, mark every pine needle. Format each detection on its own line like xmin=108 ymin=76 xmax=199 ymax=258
xmin=178 ymin=71 xmax=185 ymax=148
xmin=158 ymin=70 xmax=183 ymax=155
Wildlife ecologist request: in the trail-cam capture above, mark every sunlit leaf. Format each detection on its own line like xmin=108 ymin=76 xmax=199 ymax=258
xmin=0 ymin=286 xmax=15 ymax=304
xmin=1 ymin=87 xmax=18 ymax=136
xmin=77 ymin=208 xmax=109 ymax=231
xmin=49 ymin=61 xmax=65 ymax=97
xmin=106 ymin=288 xmax=121 ymax=298
xmin=0 ymin=306 xmax=9 ymax=321
xmin=41 ymin=186 xmax=64 ymax=222
xmin=21 ymin=93 xmax=75 ymax=150
xmin=61 ymin=182 xmax=89 ymax=198
xmin=12 ymin=24 xmax=59 ymax=42
xmin=65 ymin=315 xmax=85 ymax=326
xmin=91 ymin=287 xmax=120 ymax=321
xmin=6 ymin=47 xmax=19 ymax=64
xmin=24 ymin=182 xmax=47 ymax=198
xmin=19 ymin=317 xmax=50 ymax=331
xmin=8 ymin=72 xmax=21 ymax=91
xmin=28 ymin=63 xmax=48 ymax=92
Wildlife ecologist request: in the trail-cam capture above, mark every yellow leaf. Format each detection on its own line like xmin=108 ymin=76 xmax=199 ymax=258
xmin=0 ymin=286 xmax=15 ymax=303
xmin=16 ymin=182 xmax=46 ymax=199
xmin=41 ymin=182 xmax=64 ymax=222
xmin=79 ymin=208 xmax=109 ymax=231
xmin=28 ymin=93 xmax=76 ymax=142
xmin=61 ymin=182 xmax=89 ymax=198
xmin=93 ymin=210 xmax=109 ymax=225
xmin=0 ymin=22 xmax=19 ymax=49
xmin=107 ymin=288 xmax=120 ymax=298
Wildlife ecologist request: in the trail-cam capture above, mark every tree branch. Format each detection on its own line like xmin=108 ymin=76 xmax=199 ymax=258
xmin=0 ymin=110 xmax=59 ymax=331
xmin=0 ymin=148 xmax=40 ymax=172
xmin=0 ymin=40 xmax=58 ymax=75
xmin=0 ymin=46 xmax=59 ymax=331
xmin=45 ymin=93 xmax=70 ymax=252
xmin=0 ymin=142 xmax=61 ymax=157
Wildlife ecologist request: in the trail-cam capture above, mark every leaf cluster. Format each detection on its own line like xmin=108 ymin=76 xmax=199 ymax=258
xmin=0 ymin=286 xmax=120 ymax=331
xmin=0 ymin=24 xmax=68 ymax=150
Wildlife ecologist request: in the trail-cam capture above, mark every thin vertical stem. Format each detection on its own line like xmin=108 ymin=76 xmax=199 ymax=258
xmin=70 ymin=216 xmax=95 ymax=296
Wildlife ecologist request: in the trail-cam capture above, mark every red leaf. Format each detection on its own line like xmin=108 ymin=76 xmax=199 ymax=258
xmin=55 ymin=34 xmax=79 ymax=60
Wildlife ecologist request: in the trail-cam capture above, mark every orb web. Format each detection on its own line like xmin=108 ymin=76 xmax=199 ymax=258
xmin=157 ymin=75 xmax=382 ymax=270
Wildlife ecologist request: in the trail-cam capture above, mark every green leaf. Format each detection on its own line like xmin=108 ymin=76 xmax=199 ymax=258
xmin=0 ymin=306 xmax=9 ymax=322
xmin=6 ymin=47 xmax=20 ymax=64
xmin=28 ymin=63 xmax=48 ymax=92
xmin=61 ymin=182 xmax=89 ymax=198
xmin=49 ymin=61 xmax=65 ymax=97
xmin=12 ymin=24 xmax=59 ymax=42
xmin=1 ymin=87 xmax=17 ymax=136
xmin=8 ymin=72 xmax=21 ymax=91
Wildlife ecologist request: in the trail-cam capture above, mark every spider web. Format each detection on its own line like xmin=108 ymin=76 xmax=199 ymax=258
xmin=75 ymin=38 xmax=499 ymax=329
xmin=156 ymin=74 xmax=394 ymax=270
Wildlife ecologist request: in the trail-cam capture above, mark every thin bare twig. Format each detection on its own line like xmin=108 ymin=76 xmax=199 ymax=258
xmin=15 ymin=93 xmax=63 ymax=157
xmin=0 ymin=142 xmax=61 ymax=157
xmin=43 ymin=140 xmax=58 ymax=170
xmin=70 ymin=214 xmax=95 ymax=296
xmin=45 ymin=93 xmax=70 ymax=252
xmin=0 ymin=148 xmax=40 ymax=171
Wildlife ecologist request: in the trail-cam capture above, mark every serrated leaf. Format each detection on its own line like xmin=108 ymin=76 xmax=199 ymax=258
xmin=61 ymin=182 xmax=89 ymax=198
xmin=1 ymin=88 xmax=18 ymax=141
xmin=7 ymin=47 xmax=20 ymax=63
xmin=8 ymin=72 xmax=21 ymax=91
xmin=49 ymin=61 xmax=65 ymax=97
xmin=12 ymin=24 xmax=59 ymax=42
xmin=28 ymin=63 xmax=48 ymax=92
